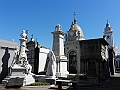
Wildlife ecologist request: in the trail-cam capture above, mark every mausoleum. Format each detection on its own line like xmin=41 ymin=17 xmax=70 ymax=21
xmin=0 ymin=39 xmax=18 ymax=83
xmin=64 ymin=12 xmax=85 ymax=74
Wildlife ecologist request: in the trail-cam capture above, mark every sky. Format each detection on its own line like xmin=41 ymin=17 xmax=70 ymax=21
xmin=0 ymin=0 xmax=120 ymax=53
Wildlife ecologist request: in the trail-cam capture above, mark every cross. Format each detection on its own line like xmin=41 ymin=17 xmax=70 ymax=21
xmin=74 ymin=12 xmax=76 ymax=19
xmin=107 ymin=19 xmax=108 ymax=23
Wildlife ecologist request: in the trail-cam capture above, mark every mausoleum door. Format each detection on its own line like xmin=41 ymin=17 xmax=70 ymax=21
xmin=69 ymin=51 xmax=77 ymax=74
xmin=88 ymin=60 xmax=96 ymax=75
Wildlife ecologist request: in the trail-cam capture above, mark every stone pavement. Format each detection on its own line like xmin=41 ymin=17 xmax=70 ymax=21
xmin=75 ymin=72 xmax=120 ymax=90
xmin=1 ymin=72 xmax=120 ymax=90
xmin=41 ymin=72 xmax=120 ymax=90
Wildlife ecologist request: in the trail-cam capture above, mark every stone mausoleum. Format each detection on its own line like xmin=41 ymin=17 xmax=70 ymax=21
xmin=64 ymin=12 xmax=85 ymax=74
xmin=80 ymin=38 xmax=109 ymax=80
xmin=64 ymin=13 xmax=112 ymax=80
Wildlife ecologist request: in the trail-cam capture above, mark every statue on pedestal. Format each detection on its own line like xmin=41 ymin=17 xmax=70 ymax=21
xmin=2 ymin=30 xmax=35 ymax=87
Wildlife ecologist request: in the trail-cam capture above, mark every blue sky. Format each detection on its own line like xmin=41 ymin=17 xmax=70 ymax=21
xmin=0 ymin=0 xmax=120 ymax=53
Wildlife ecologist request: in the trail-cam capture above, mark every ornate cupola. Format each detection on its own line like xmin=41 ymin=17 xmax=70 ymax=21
xmin=67 ymin=12 xmax=84 ymax=41
xmin=103 ymin=20 xmax=114 ymax=48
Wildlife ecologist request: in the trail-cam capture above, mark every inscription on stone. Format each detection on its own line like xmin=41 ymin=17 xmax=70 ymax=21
xmin=6 ymin=77 xmax=24 ymax=87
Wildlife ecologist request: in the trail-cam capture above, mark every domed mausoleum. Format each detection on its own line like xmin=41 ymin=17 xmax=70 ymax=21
xmin=65 ymin=12 xmax=85 ymax=74
xmin=67 ymin=12 xmax=84 ymax=41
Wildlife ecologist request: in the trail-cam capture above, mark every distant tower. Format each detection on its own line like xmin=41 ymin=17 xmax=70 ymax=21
xmin=103 ymin=20 xmax=115 ymax=75
xmin=103 ymin=20 xmax=114 ymax=49
xmin=52 ymin=24 xmax=69 ymax=77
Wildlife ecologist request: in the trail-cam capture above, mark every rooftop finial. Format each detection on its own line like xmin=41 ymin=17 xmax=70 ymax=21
xmin=107 ymin=19 xmax=108 ymax=23
xmin=31 ymin=34 xmax=34 ymax=41
xmin=106 ymin=19 xmax=110 ymax=27
xmin=74 ymin=12 xmax=77 ymax=24
xmin=31 ymin=34 xmax=33 ymax=38
xmin=20 ymin=30 xmax=27 ymax=39
xmin=74 ymin=12 xmax=76 ymax=19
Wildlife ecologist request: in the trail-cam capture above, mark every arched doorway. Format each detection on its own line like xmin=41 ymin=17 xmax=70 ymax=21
xmin=69 ymin=51 xmax=77 ymax=74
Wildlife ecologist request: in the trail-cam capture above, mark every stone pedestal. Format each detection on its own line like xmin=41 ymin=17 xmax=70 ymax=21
xmin=56 ymin=56 xmax=69 ymax=78
xmin=2 ymin=64 xmax=35 ymax=87
xmin=2 ymin=64 xmax=25 ymax=87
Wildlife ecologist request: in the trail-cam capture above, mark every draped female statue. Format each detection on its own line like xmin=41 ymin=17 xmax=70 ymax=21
xmin=46 ymin=50 xmax=56 ymax=77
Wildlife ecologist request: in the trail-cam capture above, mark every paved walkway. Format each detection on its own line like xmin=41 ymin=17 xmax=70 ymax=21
xmin=75 ymin=72 xmax=120 ymax=90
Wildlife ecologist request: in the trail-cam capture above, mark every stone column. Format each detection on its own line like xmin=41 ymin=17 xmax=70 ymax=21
xmin=52 ymin=24 xmax=69 ymax=77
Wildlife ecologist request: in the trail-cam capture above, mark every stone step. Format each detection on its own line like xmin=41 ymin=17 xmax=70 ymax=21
xmin=58 ymin=77 xmax=69 ymax=80
xmin=3 ymin=77 xmax=10 ymax=80
xmin=2 ymin=76 xmax=10 ymax=84
xmin=2 ymin=79 xmax=8 ymax=84
xmin=2 ymin=76 xmax=25 ymax=85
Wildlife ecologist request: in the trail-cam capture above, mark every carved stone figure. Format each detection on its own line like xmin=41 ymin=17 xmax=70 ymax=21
xmin=20 ymin=30 xmax=27 ymax=38
xmin=11 ymin=47 xmax=19 ymax=66
xmin=19 ymin=30 xmax=28 ymax=65
xmin=55 ymin=24 xmax=62 ymax=31
xmin=24 ymin=61 xmax=32 ymax=74
xmin=46 ymin=50 xmax=56 ymax=77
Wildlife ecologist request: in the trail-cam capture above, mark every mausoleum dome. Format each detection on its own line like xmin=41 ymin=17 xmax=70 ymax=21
xmin=75 ymin=24 xmax=84 ymax=39
xmin=73 ymin=23 xmax=82 ymax=31
xmin=69 ymin=22 xmax=84 ymax=39
xmin=69 ymin=12 xmax=84 ymax=39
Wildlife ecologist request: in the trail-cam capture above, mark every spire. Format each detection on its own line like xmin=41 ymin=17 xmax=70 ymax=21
xmin=74 ymin=12 xmax=77 ymax=24
xmin=31 ymin=34 xmax=34 ymax=41
xmin=31 ymin=34 xmax=33 ymax=38
xmin=106 ymin=19 xmax=110 ymax=27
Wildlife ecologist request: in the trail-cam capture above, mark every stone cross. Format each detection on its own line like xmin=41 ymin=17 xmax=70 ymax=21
xmin=74 ymin=12 xmax=76 ymax=20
